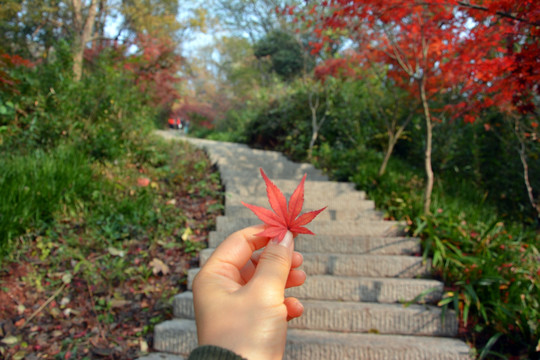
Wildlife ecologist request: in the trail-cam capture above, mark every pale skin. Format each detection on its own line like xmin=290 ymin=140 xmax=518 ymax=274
xmin=192 ymin=225 xmax=306 ymax=360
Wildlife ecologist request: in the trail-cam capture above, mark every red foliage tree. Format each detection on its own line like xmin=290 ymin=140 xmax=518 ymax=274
xmin=300 ymin=0 xmax=540 ymax=215
xmin=0 ymin=54 xmax=33 ymax=94
xmin=314 ymin=57 xmax=355 ymax=83
xmin=301 ymin=1 xmax=469 ymax=213
xmin=124 ymin=34 xmax=183 ymax=109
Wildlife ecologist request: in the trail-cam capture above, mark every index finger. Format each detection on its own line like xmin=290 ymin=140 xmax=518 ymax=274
xmin=204 ymin=225 xmax=270 ymax=272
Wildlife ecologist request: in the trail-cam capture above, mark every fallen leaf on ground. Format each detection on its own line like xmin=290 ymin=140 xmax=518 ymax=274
xmin=140 ymin=339 xmax=149 ymax=352
xmin=1 ymin=335 xmax=18 ymax=345
xmin=109 ymin=299 xmax=130 ymax=308
xmin=107 ymin=247 xmax=125 ymax=257
xmin=149 ymin=258 xmax=170 ymax=275
xmin=137 ymin=177 xmax=150 ymax=187
xmin=181 ymin=227 xmax=192 ymax=241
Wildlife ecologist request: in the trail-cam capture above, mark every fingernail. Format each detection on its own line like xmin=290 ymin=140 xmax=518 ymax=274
xmin=278 ymin=231 xmax=293 ymax=248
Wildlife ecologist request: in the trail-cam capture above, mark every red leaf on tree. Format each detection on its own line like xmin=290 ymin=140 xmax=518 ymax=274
xmin=241 ymin=168 xmax=326 ymax=242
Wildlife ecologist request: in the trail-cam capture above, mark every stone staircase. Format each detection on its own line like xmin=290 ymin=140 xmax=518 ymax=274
xmin=146 ymin=131 xmax=471 ymax=360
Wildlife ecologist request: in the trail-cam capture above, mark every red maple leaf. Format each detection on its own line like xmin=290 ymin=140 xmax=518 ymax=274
xmin=241 ymin=168 xmax=327 ymax=242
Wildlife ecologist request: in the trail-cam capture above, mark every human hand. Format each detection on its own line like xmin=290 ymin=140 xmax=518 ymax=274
xmin=192 ymin=225 xmax=306 ymax=360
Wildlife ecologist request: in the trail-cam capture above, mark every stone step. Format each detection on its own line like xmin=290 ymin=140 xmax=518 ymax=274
xmin=226 ymin=205 xmax=384 ymax=221
xmin=286 ymin=275 xmax=442 ymax=303
xmin=209 ymin=232 xmax=421 ymax=255
xmin=173 ymin=292 xmax=457 ymax=337
xmin=215 ymin=216 xmax=406 ymax=237
xmin=224 ymin=193 xmax=373 ymax=213
xmin=138 ymin=353 xmax=185 ymax=360
xmin=219 ymin=167 xmax=327 ymax=182
xmin=187 ymin=270 xmax=442 ymax=304
xmin=222 ymin=178 xmax=360 ymax=197
xmin=154 ymin=132 xmax=471 ymax=359
xmin=154 ymin=319 xmax=471 ymax=359
xmin=199 ymin=249 xmax=430 ymax=278
xmin=183 ymin=138 xmax=284 ymax=159
xmin=206 ymin=156 xmax=324 ymax=176
xmin=179 ymin=138 xmax=327 ymax=180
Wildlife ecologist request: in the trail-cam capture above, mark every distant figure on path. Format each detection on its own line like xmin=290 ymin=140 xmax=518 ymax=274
xmin=168 ymin=118 xmax=175 ymax=129
xmin=184 ymin=119 xmax=190 ymax=134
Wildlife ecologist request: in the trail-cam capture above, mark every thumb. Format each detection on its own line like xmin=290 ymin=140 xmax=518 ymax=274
xmin=251 ymin=231 xmax=294 ymax=294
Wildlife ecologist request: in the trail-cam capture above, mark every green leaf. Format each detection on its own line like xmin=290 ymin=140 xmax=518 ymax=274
xmin=478 ymin=333 xmax=504 ymax=360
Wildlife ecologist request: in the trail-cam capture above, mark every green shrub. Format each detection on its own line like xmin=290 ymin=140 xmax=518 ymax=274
xmin=417 ymin=213 xmax=539 ymax=358
xmin=244 ymin=92 xmax=312 ymax=161
xmin=0 ymin=41 xmax=157 ymax=160
xmin=313 ymin=140 xmax=539 ymax=357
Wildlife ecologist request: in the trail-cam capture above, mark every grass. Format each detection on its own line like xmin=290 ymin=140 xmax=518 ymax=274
xmin=0 ymin=135 xmax=224 ymax=359
xmin=0 ymin=146 xmax=94 ymax=254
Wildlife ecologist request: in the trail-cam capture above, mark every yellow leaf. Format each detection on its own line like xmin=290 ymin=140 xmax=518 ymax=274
xmin=182 ymin=227 xmax=193 ymax=241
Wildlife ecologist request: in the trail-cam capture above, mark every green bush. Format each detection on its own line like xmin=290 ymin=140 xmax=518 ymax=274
xmin=416 ymin=213 xmax=539 ymax=358
xmin=0 ymin=42 xmax=157 ymax=159
xmin=244 ymin=91 xmax=312 ymax=161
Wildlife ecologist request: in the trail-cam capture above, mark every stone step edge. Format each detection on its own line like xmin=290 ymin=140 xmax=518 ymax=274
xmin=226 ymin=206 xmax=383 ymax=218
xmin=198 ymin=249 xmax=431 ymax=278
xmin=172 ymin=292 xmax=458 ymax=337
xmin=215 ymin=221 xmax=407 ymax=237
xmin=208 ymin=232 xmax=422 ymax=255
xmin=223 ymin=177 xmax=358 ymax=189
xmin=223 ymin=186 xmax=365 ymax=198
xmin=153 ymin=319 xmax=471 ymax=359
xmin=225 ymin=199 xmax=376 ymax=211
xmin=186 ymin=270 xmax=443 ymax=303
xmin=216 ymin=215 xmax=403 ymax=226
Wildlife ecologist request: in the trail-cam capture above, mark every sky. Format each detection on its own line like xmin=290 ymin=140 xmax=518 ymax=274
xmin=103 ymin=0 xmax=217 ymax=52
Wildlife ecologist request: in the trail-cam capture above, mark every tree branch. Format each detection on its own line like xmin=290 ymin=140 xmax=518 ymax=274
xmin=456 ymin=1 xmax=540 ymax=27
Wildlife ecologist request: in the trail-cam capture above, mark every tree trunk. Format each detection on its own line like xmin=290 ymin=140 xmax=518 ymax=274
xmin=379 ymin=134 xmax=397 ymax=177
xmin=71 ymin=0 xmax=97 ymax=82
xmin=419 ymin=77 xmax=434 ymax=214
xmin=308 ymin=102 xmax=320 ymax=159
xmin=517 ymin=127 xmax=540 ymax=223
xmin=307 ymin=90 xmax=326 ymax=160
xmin=378 ymin=111 xmax=414 ymax=177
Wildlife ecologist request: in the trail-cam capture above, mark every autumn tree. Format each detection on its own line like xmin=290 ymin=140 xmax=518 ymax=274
xmin=122 ymin=34 xmax=183 ymax=109
xmin=449 ymin=1 xmax=540 ymax=221
xmin=300 ymin=0 xmax=539 ymax=216
xmin=119 ymin=0 xmax=182 ymax=40
xmin=302 ymin=1 xmax=469 ymax=213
